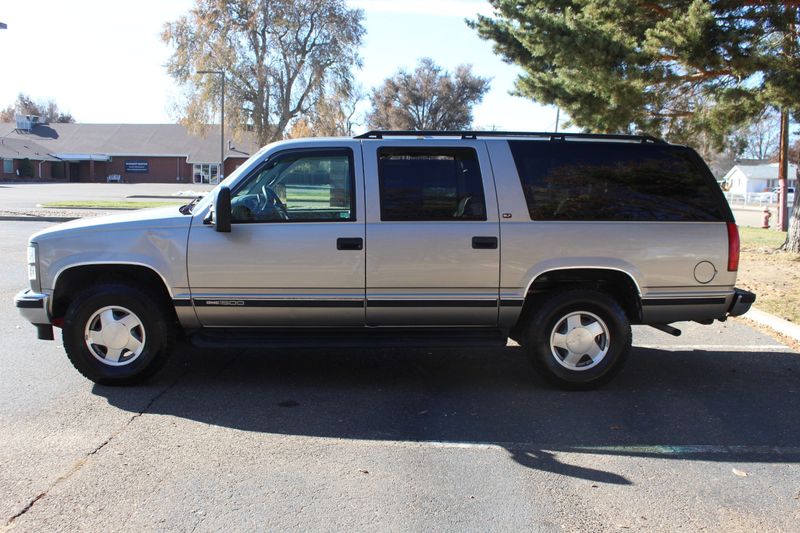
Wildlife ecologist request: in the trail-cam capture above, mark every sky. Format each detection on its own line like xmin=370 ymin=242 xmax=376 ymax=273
xmin=0 ymin=0 xmax=569 ymax=132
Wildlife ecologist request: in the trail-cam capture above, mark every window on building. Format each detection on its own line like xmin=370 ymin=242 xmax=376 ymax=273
xmin=3 ymin=159 xmax=13 ymax=174
xmin=193 ymin=163 xmax=221 ymax=184
xmin=377 ymin=148 xmax=487 ymax=221
xmin=230 ymin=149 xmax=354 ymax=223
xmin=508 ymin=141 xmax=726 ymax=222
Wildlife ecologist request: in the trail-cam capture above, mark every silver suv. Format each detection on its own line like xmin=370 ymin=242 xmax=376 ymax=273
xmin=15 ymin=131 xmax=755 ymax=389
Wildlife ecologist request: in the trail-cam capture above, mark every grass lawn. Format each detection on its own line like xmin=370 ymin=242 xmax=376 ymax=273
xmin=42 ymin=200 xmax=185 ymax=209
xmin=736 ymin=227 xmax=800 ymax=324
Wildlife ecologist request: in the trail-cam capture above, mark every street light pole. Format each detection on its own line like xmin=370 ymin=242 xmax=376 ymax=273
xmin=197 ymin=70 xmax=225 ymax=183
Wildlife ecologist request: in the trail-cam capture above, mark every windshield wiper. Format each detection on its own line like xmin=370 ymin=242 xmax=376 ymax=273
xmin=179 ymin=195 xmax=202 ymax=215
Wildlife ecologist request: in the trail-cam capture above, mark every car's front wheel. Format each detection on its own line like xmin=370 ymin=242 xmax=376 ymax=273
xmin=62 ymin=283 xmax=174 ymax=385
xmin=523 ymin=288 xmax=632 ymax=390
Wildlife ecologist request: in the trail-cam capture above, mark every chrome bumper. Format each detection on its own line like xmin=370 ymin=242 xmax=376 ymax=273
xmin=15 ymin=289 xmax=54 ymax=340
xmin=728 ymin=288 xmax=756 ymax=317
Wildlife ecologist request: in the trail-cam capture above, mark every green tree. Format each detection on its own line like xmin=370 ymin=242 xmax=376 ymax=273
xmin=367 ymin=58 xmax=490 ymax=130
xmin=18 ymin=158 xmax=34 ymax=178
xmin=472 ymin=1 xmax=797 ymax=140
xmin=472 ymin=1 xmax=800 ymax=248
xmin=163 ymin=0 xmax=364 ymax=146
xmin=0 ymin=93 xmax=75 ymax=123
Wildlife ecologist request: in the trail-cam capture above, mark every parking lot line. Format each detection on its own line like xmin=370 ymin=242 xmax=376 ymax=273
xmin=634 ymin=344 xmax=791 ymax=352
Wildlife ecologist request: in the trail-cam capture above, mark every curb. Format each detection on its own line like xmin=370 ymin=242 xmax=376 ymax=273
xmin=744 ymin=307 xmax=800 ymax=343
xmin=0 ymin=215 xmax=78 ymax=222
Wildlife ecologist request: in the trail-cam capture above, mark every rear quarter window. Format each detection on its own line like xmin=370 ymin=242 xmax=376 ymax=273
xmin=508 ymin=141 xmax=726 ymax=222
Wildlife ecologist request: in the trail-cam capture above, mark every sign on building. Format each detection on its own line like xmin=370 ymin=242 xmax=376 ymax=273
xmin=124 ymin=160 xmax=149 ymax=173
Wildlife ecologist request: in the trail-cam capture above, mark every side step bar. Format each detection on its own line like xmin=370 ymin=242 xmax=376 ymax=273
xmin=190 ymin=328 xmax=509 ymax=350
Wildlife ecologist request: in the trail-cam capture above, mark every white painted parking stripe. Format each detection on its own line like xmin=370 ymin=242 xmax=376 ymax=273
xmin=507 ymin=340 xmax=792 ymax=352
xmin=634 ymin=344 xmax=791 ymax=352
xmin=312 ymin=438 xmax=800 ymax=456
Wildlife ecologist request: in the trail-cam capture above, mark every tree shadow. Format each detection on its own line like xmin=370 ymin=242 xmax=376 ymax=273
xmin=92 ymin=344 xmax=800 ymax=486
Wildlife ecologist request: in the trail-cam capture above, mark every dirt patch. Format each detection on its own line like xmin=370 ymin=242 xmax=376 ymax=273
xmin=737 ymin=228 xmax=800 ymax=325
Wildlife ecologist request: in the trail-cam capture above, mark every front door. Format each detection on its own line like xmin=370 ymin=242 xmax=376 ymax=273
xmin=362 ymin=140 xmax=501 ymax=326
xmin=187 ymin=144 xmax=365 ymax=326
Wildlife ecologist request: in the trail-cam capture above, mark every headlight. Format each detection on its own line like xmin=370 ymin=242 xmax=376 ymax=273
xmin=28 ymin=263 xmax=37 ymax=281
xmin=27 ymin=244 xmax=37 ymax=265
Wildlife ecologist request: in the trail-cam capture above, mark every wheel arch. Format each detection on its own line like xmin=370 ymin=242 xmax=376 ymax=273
xmin=51 ymin=263 xmax=174 ymax=321
xmin=510 ymin=267 xmax=643 ymax=339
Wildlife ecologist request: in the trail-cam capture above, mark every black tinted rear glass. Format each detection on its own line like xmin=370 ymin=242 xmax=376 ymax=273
xmin=378 ymin=147 xmax=487 ymax=221
xmin=508 ymin=141 xmax=725 ymax=222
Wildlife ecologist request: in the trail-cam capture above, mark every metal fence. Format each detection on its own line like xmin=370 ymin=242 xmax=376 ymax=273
xmin=724 ymin=192 xmax=794 ymax=207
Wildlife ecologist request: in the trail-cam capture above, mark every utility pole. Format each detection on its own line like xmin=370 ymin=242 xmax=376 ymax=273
xmin=197 ymin=70 xmax=225 ymax=183
xmin=778 ymin=109 xmax=789 ymax=232
xmin=554 ymin=107 xmax=560 ymax=133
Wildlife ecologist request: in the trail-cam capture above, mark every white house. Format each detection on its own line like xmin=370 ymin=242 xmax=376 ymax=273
xmin=722 ymin=162 xmax=798 ymax=195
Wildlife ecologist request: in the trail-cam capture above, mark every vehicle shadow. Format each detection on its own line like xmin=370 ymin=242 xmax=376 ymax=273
xmin=93 ymin=344 xmax=800 ymax=485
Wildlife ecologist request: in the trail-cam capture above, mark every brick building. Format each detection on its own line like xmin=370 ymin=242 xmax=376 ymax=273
xmin=0 ymin=120 xmax=257 ymax=183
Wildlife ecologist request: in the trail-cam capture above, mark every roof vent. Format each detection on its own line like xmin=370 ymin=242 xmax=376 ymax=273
xmin=15 ymin=115 xmax=40 ymax=132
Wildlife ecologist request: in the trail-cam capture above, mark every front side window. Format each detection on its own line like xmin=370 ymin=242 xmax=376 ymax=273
xmin=378 ymin=148 xmax=487 ymax=221
xmin=3 ymin=159 xmax=13 ymax=174
xmin=230 ymin=149 xmax=354 ymax=223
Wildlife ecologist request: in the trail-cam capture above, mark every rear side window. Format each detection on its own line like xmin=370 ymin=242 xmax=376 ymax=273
xmin=508 ymin=141 xmax=725 ymax=222
xmin=378 ymin=147 xmax=487 ymax=221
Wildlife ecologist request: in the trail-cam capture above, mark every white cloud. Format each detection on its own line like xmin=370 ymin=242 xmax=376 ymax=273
xmin=348 ymin=0 xmax=493 ymax=18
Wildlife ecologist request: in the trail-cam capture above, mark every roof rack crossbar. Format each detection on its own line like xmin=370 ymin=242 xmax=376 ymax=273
xmin=353 ymin=130 xmax=666 ymax=144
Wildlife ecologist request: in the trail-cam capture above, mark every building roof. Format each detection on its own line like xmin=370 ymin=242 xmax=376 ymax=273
xmin=0 ymin=137 xmax=61 ymax=161
xmin=0 ymin=123 xmax=258 ymax=163
xmin=723 ymin=162 xmax=799 ymax=181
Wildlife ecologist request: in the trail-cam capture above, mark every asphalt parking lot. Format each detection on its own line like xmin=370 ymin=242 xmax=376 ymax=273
xmin=2 ymin=221 xmax=799 ymax=531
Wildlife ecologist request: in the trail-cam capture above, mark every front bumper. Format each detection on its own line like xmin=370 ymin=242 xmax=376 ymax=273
xmin=728 ymin=288 xmax=756 ymax=317
xmin=15 ymin=289 xmax=54 ymax=340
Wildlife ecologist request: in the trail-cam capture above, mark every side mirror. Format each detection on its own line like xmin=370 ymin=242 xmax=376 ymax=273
xmin=215 ymin=186 xmax=231 ymax=233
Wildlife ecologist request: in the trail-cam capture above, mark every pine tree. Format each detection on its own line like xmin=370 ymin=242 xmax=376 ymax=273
xmin=472 ymin=1 xmax=799 ymax=244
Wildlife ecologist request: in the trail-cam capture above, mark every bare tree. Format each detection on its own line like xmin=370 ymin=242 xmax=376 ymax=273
xmin=0 ymin=93 xmax=75 ymax=123
xmin=367 ymin=58 xmax=490 ymax=131
xmin=741 ymin=110 xmax=780 ymax=160
xmin=162 ymin=0 xmax=364 ymax=146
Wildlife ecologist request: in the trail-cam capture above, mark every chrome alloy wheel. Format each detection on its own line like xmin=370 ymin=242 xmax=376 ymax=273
xmin=84 ymin=306 xmax=146 ymax=366
xmin=549 ymin=311 xmax=610 ymax=371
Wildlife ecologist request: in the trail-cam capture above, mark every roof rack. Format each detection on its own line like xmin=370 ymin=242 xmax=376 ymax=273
xmin=353 ymin=130 xmax=666 ymax=144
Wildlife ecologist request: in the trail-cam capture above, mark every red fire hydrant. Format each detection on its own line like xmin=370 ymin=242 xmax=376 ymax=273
xmin=762 ymin=207 xmax=771 ymax=229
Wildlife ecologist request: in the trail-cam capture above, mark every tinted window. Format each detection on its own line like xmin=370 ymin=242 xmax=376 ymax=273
xmin=509 ymin=141 xmax=725 ymax=222
xmin=378 ymin=148 xmax=487 ymax=221
xmin=231 ymin=150 xmax=354 ymax=223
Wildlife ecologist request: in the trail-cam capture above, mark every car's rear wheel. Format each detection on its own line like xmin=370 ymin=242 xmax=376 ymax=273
xmin=62 ymin=284 xmax=173 ymax=385
xmin=523 ymin=288 xmax=631 ymax=390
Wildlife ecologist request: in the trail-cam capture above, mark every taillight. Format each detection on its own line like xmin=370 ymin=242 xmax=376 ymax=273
xmin=727 ymin=222 xmax=740 ymax=271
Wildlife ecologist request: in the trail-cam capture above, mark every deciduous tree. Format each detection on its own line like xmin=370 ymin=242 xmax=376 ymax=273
xmin=162 ymin=0 xmax=364 ymax=146
xmin=367 ymin=58 xmax=490 ymax=131
xmin=0 ymin=93 xmax=75 ymax=123
xmin=288 ymin=85 xmax=364 ymax=138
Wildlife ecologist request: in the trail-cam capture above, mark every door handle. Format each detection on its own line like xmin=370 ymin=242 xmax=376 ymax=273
xmin=472 ymin=236 xmax=498 ymax=249
xmin=337 ymin=237 xmax=363 ymax=250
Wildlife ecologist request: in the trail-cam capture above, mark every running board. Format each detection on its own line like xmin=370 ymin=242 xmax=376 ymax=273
xmin=190 ymin=327 xmax=508 ymax=350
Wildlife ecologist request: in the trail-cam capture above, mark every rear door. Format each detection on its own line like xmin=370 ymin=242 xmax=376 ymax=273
xmin=362 ymin=140 xmax=500 ymax=326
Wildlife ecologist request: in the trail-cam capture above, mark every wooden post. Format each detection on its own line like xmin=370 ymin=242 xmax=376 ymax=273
xmin=778 ymin=110 xmax=789 ymax=232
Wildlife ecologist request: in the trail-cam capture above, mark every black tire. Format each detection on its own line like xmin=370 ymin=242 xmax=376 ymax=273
xmin=523 ymin=288 xmax=632 ymax=390
xmin=62 ymin=283 xmax=174 ymax=385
